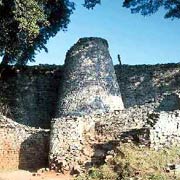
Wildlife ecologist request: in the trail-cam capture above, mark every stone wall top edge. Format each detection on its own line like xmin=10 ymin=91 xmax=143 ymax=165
xmin=0 ymin=114 xmax=50 ymax=132
xmin=0 ymin=64 xmax=64 ymax=78
xmin=115 ymin=63 xmax=180 ymax=69
xmin=0 ymin=64 xmax=63 ymax=71
xmin=64 ymin=37 xmax=109 ymax=60
xmin=77 ymin=37 xmax=108 ymax=46
xmin=150 ymin=109 xmax=180 ymax=115
xmin=0 ymin=62 xmax=179 ymax=72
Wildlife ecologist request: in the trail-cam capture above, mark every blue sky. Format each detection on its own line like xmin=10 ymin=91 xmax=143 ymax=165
xmin=30 ymin=0 xmax=180 ymax=65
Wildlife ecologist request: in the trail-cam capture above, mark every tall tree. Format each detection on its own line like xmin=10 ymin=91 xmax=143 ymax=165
xmin=1 ymin=0 xmax=179 ymax=65
xmin=0 ymin=0 xmax=75 ymax=65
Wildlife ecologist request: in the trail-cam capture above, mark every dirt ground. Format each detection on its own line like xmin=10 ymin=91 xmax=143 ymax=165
xmin=0 ymin=170 xmax=74 ymax=180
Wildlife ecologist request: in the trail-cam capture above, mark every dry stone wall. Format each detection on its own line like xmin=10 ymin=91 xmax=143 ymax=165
xmin=95 ymin=108 xmax=180 ymax=150
xmin=56 ymin=37 xmax=124 ymax=117
xmin=115 ymin=63 xmax=180 ymax=109
xmin=0 ymin=65 xmax=63 ymax=128
xmin=0 ymin=38 xmax=180 ymax=172
xmin=149 ymin=111 xmax=180 ymax=149
xmin=49 ymin=109 xmax=148 ymax=172
xmin=1 ymin=63 xmax=179 ymax=129
xmin=0 ymin=114 xmax=49 ymax=170
xmin=50 ymin=37 xmax=124 ymax=172
xmin=49 ymin=116 xmax=95 ymax=173
xmin=48 ymin=107 xmax=180 ymax=171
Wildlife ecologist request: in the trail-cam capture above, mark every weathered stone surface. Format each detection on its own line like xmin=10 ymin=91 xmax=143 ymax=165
xmin=49 ymin=37 xmax=125 ymax=172
xmin=149 ymin=111 xmax=180 ymax=149
xmin=56 ymin=37 xmax=124 ymax=117
xmin=49 ymin=115 xmax=95 ymax=173
xmin=115 ymin=63 xmax=180 ymax=109
xmin=0 ymin=65 xmax=63 ymax=128
xmin=0 ymin=114 xmax=50 ymax=170
xmin=49 ymin=105 xmax=180 ymax=171
xmin=0 ymin=38 xmax=180 ymax=172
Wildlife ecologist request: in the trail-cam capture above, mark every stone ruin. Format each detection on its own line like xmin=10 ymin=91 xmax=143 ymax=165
xmin=0 ymin=37 xmax=180 ymax=172
xmin=50 ymin=37 xmax=124 ymax=171
xmin=56 ymin=37 xmax=124 ymax=117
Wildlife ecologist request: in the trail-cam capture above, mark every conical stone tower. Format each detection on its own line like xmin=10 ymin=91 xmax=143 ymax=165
xmin=49 ymin=37 xmax=124 ymax=172
xmin=57 ymin=37 xmax=124 ymax=117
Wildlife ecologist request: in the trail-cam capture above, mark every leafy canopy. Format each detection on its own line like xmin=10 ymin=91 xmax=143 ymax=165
xmin=0 ymin=0 xmax=75 ymax=65
xmin=123 ymin=0 xmax=180 ymax=19
xmin=85 ymin=0 xmax=180 ymax=19
xmin=0 ymin=0 xmax=179 ymax=65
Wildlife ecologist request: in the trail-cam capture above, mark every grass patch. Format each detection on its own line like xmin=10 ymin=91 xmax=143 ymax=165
xmin=76 ymin=143 xmax=180 ymax=180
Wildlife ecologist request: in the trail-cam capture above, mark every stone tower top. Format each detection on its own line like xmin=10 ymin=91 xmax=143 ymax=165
xmin=57 ymin=37 xmax=124 ymax=117
xmin=65 ymin=37 xmax=109 ymax=62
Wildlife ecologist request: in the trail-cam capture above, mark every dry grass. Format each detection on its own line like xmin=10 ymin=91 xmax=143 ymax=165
xmin=77 ymin=143 xmax=180 ymax=180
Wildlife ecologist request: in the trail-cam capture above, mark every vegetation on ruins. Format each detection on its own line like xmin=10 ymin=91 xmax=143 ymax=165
xmin=0 ymin=0 xmax=179 ymax=65
xmin=76 ymin=143 xmax=180 ymax=180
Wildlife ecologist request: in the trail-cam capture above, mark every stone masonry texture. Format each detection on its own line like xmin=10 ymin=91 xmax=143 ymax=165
xmin=50 ymin=37 xmax=124 ymax=172
xmin=0 ymin=114 xmax=49 ymax=171
xmin=0 ymin=37 xmax=180 ymax=171
xmin=56 ymin=37 xmax=124 ymax=117
xmin=0 ymin=65 xmax=63 ymax=129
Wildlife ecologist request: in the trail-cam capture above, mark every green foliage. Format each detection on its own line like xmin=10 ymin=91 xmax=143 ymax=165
xmin=80 ymin=0 xmax=180 ymax=20
xmin=147 ymin=174 xmax=167 ymax=180
xmin=0 ymin=0 xmax=75 ymax=65
xmin=83 ymin=0 xmax=180 ymax=19
xmin=123 ymin=0 xmax=180 ymax=19
xmin=0 ymin=0 xmax=104 ymax=65
xmin=83 ymin=0 xmax=101 ymax=9
xmin=76 ymin=165 xmax=118 ymax=180
xmin=1 ymin=0 xmax=179 ymax=65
